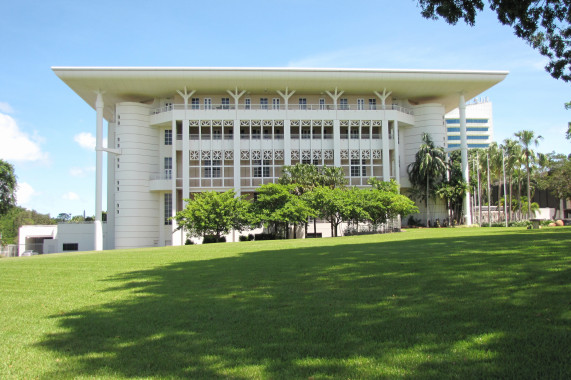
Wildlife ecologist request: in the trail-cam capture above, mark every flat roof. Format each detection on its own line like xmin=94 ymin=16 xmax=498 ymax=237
xmin=52 ymin=67 xmax=508 ymax=120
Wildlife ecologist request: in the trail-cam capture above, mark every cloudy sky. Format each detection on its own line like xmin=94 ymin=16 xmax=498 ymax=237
xmin=0 ymin=0 xmax=569 ymax=217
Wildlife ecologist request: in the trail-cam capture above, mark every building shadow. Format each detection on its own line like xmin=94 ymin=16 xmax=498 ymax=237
xmin=38 ymin=229 xmax=570 ymax=378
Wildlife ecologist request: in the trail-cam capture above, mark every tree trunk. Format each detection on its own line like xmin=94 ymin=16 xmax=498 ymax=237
xmin=313 ymin=218 xmax=317 ymax=235
xmin=426 ymin=175 xmax=430 ymax=226
xmin=526 ymin=157 xmax=531 ymax=219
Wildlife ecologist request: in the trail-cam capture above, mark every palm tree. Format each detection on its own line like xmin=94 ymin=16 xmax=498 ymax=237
xmin=515 ymin=130 xmax=543 ymax=218
xmin=407 ymin=133 xmax=448 ymax=225
xmin=502 ymin=139 xmax=522 ymax=222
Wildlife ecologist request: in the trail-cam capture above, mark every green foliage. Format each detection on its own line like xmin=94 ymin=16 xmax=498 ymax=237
xmin=202 ymin=235 xmax=226 ymax=244
xmin=0 ymin=206 xmax=54 ymax=245
xmin=174 ymin=190 xmax=252 ymax=239
xmin=367 ymin=177 xmax=399 ymax=194
xmin=417 ymin=0 xmax=571 ymax=82
xmin=0 ymin=159 xmax=17 ymax=216
xmin=407 ymin=133 xmax=448 ymax=222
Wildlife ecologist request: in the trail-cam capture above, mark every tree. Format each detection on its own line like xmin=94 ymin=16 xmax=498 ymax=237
xmin=54 ymin=213 xmax=71 ymax=223
xmin=417 ymin=0 xmax=571 ymax=82
xmin=174 ymin=190 xmax=251 ymax=241
xmin=407 ymin=133 xmax=448 ymax=225
xmin=515 ymin=130 xmax=543 ymax=218
xmin=536 ymin=153 xmax=571 ymax=218
xmin=0 ymin=159 xmax=17 ymax=216
xmin=254 ymin=183 xmax=315 ymax=238
xmin=0 ymin=207 xmax=54 ymax=245
xmin=307 ymin=187 xmax=350 ymax=237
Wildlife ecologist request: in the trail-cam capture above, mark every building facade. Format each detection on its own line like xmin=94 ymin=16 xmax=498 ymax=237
xmin=446 ymin=97 xmax=494 ymax=149
xmin=53 ymin=67 xmax=507 ymax=249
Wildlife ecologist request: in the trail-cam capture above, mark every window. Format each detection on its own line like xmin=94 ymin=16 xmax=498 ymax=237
xmin=253 ymin=159 xmax=270 ymax=177
xmin=204 ymin=98 xmax=212 ymax=110
xmin=301 ymin=129 xmax=310 ymax=139
xmin=351 ymin=159 xmax=367 ymax=177
xmin=164 ymin=157 xmax=172 ymax=179
xmin=319 ymin=98 xmax=326 ymax=110
xmin=369 ymin=98 xmax=377 ymax=110
xmin=260 ymin=98 xmax=268 ymax=110
xmin=357 ymin=98 xmax=364 ymax=110
xmin=299 ymin=98 xmax=307 ymax=110
xmin=302 ymin=158 xmax=319 ymax=165
xmin=63 ymin=243 xmax=78 ymax=251
xmin=245 ymin=98 xmax=251 ymax=110
xmin=350 ymin=128 xmax=359 ymax=139
xmin=203 ymin=160 xmax=221 ymax=178
xmin=272 ymin=98 xmax=280 ymax=110
xmin=221 ymin=98 xmax=230 ymax=109
xmin=191 ymin=98 xmax=200 ymax=110
xmin=252 ymin=129 xmax=261 ymax=139
xmin=339 ymin=98 xmax=348 ymax=110
xmin=164 ymin=129 xmax=172 ymax=145
xmin=164 ymin=193 xmax=172 ymax=225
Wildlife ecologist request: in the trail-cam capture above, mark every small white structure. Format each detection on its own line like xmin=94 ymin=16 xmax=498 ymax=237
xmin=18 ymin=223 xmax=109 ymax=255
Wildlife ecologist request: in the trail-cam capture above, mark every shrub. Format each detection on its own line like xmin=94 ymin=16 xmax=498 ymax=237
xmin=239 ymin=235 xmax=249 ymax=242
xmin=203 ymin=235 xmax=226 ymax=244
xmin=407 ymin=216 xmax=422 ymax=227
xmin=185 ymin=238 xmax=194 ymax=245
xmin=508 ymin=220 xmax=531 ymax=227
xmin=254 ymin=233 xmax=277 ymax=241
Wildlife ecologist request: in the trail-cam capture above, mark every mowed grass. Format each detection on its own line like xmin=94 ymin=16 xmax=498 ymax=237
xmin=0 ymin=228 xmax=570 ymax=379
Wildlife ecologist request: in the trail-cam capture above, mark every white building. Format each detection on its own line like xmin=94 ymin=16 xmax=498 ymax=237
xmin=52 ymin=67 xmax=507 ymax=249
xmin=446 ymin=97 xmax=494 ymax=149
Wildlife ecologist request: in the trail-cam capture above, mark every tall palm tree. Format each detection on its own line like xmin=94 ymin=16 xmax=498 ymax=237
xmin=502 ymin=139 xmax=522 ymax=222
xmin=407 ymin=133 xmax=448 ymax=225
xmin=515 ymin=130 xmax=543 ymax=218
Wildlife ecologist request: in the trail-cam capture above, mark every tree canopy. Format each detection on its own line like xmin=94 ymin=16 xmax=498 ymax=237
xmin=174 ymin=190 xmax=252 ymax=240
xmin=417 ymin=0 xmax=571 ymax=82
xmin=0 ymin=159 xmax=17 ymax=216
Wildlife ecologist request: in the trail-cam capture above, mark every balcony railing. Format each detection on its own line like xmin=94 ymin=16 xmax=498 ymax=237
xmin=151 ymin=103 xmax=414 ymax=115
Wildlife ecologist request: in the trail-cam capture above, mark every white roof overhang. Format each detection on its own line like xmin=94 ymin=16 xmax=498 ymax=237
xmin=52 ymin=67 xmax=508 ymax=121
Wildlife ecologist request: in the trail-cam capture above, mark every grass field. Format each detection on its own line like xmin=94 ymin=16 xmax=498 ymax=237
xmin=1 ymin=227 xmax=570 ymax=379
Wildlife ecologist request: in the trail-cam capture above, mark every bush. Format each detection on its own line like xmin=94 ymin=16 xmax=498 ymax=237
xmin=248 ymin=234 xmax=254 ymax=241
xmin=239 ymin=235 xmax=249 ymax=242
xmin=407 ymin=216 xmax=423 ymax=227
xmin=185 ymin=238 xmax=194 ymax=245
xmin=203 ymin=235 xmax=226 ymax=244
xmin=508 ymin=220 xmax=531 ymax=227
xmin=254 ymin=233 xmax=278 ymax=241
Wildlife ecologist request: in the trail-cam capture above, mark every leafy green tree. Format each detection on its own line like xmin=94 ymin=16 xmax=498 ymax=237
xmin=363 ymin=187 xmax=418 ymax=226
xmin=254 ymin=183 xmax=315 ymax=238
xmin=307 ymin=187 xmax=350 ymax=237
xmin=367 ymin=178 xmax=399 ymax=194
xmin=0 ymin=159 xmax=17 ymax=216
xmin=54 ymin=213 xmax=71 ymax=223
xmin=174 ymin=190 xmax=251 ymax=241
xmin=515 ymin=130 xmax=543 ymax=218
xmin=0 ymin=207 xmax=54 ymax=245
xmin=407 ymin=133 xmax=448 ymax=224
xmin=536 ymin=153 xmax=571 ymax=217
xmin=417 ymin=0 xmax=571 ymax=82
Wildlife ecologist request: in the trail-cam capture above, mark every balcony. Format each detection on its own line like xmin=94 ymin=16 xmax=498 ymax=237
xmin=151 ymin=103 xmax=414 ymax=115
xmin=149 ymin=171 xmax=172 ymax=191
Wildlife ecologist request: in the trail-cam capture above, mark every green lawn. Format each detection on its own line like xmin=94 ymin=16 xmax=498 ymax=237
xmin=1 ymin=227 xmax=570 ymax=379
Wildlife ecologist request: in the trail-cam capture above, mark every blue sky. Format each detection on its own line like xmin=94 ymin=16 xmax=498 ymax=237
xmin=0 ymin=0 xmax=569 ymax=218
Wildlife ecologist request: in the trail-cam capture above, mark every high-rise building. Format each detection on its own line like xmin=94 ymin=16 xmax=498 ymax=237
xmin=445 ymin=98 xmax=494 ymax=149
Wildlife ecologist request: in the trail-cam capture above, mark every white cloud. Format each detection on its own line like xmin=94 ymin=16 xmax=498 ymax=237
xmin=0 ymin=102 xmax=14 ymax=114
xmin=70 ymin=166 xmax=95 ymax=177
xmin=0 ymin=112 xmax=48 ymax=162
xmin=74 ymin=132 xmax=96 ymax=150
xmin=16 ymin=182 xmax=37 ymax=206
xmin=62 ymin=192 xmax=80 ymax=201
xmin=74 ymin=132 xmax=107 ymax=151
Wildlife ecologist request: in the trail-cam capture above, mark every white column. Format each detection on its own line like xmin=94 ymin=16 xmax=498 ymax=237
xmin=381 ymin=116 xmax=390 ymax=181
xmin=233 ymin=119 xmax=241 ymax=195
xmin=374 ymin=89 xmax=392 ymax=182
xmin=176 ymin=88 xmax=195 ymax=207
xmin=94 ymin=91 xmax=104 ymax=251
xmin=325 ymin=88 xmax=343 ymax=168
xmin=394 ymin=120 xmax=400 ymax=184
xmin=459 ymin=93 xmax=472 ymax=225
xmin=171 ymin=117 xmax=178 ymax=245
xmin=284 ymin=120 xmax=291 ymax=165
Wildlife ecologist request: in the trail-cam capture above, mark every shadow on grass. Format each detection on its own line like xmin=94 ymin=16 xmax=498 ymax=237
xmin=39 ymin=229 xmax=570 ymax=379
